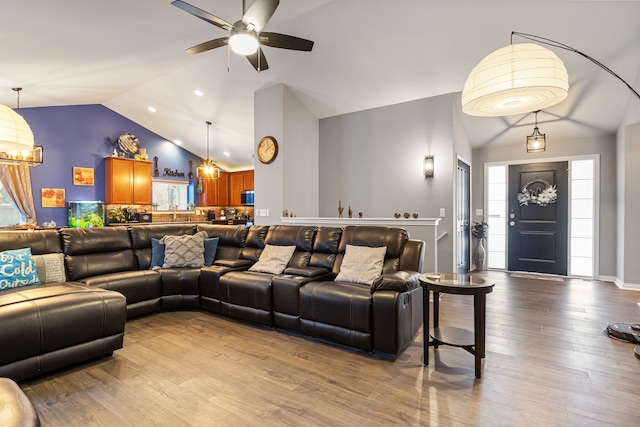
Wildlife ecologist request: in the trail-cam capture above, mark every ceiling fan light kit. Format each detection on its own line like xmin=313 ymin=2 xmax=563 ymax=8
xmin=172 ymin=0 xmax=314 ymax=72
xmin=229 ymin=27 xmax=259 ymax=55
xmin=461 ymin=43 xmax=569 ymax=117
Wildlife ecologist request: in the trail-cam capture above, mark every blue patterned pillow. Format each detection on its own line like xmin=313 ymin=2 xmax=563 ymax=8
xmin=0 ymin=248 xmax=41 ymax=290
xmin=204 ymin=237 xmax=219 ymax=266
xmin=150 ymin=238 xmax=165 ymax=270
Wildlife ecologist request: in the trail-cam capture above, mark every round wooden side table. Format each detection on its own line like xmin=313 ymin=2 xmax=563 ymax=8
xmin=419 ymin=273 xmax=495 ymax=378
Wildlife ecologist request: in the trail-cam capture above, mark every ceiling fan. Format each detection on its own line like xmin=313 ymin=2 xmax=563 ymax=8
xmin=171 ymin=0 xmax=314 ymax=72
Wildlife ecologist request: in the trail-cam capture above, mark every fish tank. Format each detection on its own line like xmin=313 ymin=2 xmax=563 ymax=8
xmin=68 ymin=201 xmax=106 ymax=228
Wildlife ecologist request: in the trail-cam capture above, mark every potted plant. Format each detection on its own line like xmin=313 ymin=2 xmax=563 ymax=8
xmin=471 ymin=220 xmax=489 ymax=240
xmin=471 ymin=220 xmax=489 ymax=270
xmin=107 ymin=207 xmax=126 ymax=224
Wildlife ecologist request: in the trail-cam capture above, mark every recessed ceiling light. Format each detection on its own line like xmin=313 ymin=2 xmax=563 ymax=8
xmin=148 ymin=106 xmax=156 ymax=113
xmin=223 ymin=151 xmax=230 ymax=156
xmin=174 ymin=139 xmax=182 ymax=145
xmin=194 ymin=90 xmax=204 ymax=97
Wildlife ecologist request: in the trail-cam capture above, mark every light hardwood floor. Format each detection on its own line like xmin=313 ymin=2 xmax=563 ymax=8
xmin=20 ymin=272 xmax=640 ymax=426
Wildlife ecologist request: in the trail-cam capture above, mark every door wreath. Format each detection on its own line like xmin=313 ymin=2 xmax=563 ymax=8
xmin=517 ymin=178 xmax=558 ymax=207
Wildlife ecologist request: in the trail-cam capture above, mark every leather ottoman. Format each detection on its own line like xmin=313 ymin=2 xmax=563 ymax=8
xmin=0 ymin=377 xmax=40 ymax=427
xmin=0 ymin=283 xmax=126 ymax=381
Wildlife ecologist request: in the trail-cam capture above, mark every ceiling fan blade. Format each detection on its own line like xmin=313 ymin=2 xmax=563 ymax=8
xmin=171 ymin=0 xmax=233 ymax=31
xmin=186 ymin=37 xmax=229 ymax=54
xmin=242 ymin=0 xmax=279 ymax=32
xmin=259 ymin=32 xmax=314 ymax=51
xmin=246 ymin=48 xmax=269 ymax=72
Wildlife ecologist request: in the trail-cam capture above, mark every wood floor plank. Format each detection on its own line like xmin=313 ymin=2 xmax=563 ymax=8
xmin=17 ymin=272 xmax=640 ymax=426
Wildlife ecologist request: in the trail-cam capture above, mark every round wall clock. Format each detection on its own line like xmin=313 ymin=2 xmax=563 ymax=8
xmin=257 ymin=136 xmax=278 ymax=164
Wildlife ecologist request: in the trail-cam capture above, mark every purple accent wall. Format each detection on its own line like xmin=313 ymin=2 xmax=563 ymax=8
xmin=19 ymin=104 xmax=203 ymax=227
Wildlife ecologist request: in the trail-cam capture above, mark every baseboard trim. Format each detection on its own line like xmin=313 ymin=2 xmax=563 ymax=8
xmin=602 ymin=275 xmax=640 ymax=291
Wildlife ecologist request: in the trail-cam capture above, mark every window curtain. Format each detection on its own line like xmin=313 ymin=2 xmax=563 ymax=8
xmin=0 ymin=164 xmax=37 ymax=225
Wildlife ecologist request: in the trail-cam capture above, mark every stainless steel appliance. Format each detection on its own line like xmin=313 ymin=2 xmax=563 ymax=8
xmin=241 ymin=190 xmax=255 ymax=205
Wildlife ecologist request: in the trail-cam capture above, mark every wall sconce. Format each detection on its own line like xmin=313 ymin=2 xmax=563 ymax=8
xmin=423 ymin=156 xmax=434 ymax=178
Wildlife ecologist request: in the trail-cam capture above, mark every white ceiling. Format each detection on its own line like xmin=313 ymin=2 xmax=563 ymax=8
xmin=1 ymin=0 xmax=639 ymax=169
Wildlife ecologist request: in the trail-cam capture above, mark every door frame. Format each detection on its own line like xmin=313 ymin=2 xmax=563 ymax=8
xmin=483 ymin=154 xmax=600 ymax=278
xmin=455 ymin=155 xmax=472 ymax=273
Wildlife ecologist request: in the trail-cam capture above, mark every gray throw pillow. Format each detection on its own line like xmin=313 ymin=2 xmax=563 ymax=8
xmin=248 ymin=244 xmax=296 ymax=274
xmin=32 ymin=253 xmax=66 ymax=283
xmin=160 ymin=231 xmax=208 ymax=268
xmin=335 ymin=244 xmax=387 ymax=285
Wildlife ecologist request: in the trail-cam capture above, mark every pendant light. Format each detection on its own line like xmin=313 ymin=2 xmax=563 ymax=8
xmin=526 ymin=111 xmax=546 ymax=153
xmin=0 ymin=88 xmax=43 ymax=166
xmin=197 ymin=121 xmax=220 ymax=179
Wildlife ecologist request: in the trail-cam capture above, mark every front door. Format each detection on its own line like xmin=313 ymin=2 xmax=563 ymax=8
xmin=508 ymin=162 xmax=568 ymax=275
xmin=456 ymin=159 xmax=470 ymax=273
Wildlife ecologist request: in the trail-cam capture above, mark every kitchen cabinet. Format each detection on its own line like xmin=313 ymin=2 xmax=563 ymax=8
xmin=242 ymin=170 xmax=254 ymax=191
xmin=199 ymin=171 xmax=229 ymax=206
xmin=229 ymin=170 xmax=255 ymax=205
xmin=105 ymin=157 xmax=152 ymax=205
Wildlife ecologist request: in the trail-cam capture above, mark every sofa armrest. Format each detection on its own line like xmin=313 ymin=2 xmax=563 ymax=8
xmin=370 ymin=271 xmax=419 ymax=293
xmin=213 ymin=259 xmax=254 ymax=268
xmin=283 ymin=266 xmax=331 ymax=278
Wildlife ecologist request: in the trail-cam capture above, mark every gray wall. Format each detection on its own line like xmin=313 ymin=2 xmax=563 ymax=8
xmin=319 ymin=93 xmax=469 ymax=271
xmin=619 ymin=122 xmax=640 ymax=285
xmin=616 ymin=70 xmax=640 ymax=286
xmin=472 ymin=133 xmax=617 ymax=278
xmin=254 ymin=84 xmax=318 ymax=224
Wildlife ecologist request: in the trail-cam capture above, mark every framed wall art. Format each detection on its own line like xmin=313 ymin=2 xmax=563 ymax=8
xmin=73 ymin=167 xmax=94 ymax=186
xmin=41 ymin=188 xmax=65 ymax=208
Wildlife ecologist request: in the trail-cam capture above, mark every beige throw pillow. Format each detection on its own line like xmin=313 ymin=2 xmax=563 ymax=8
xmin=160 ymin=231 xmax=208 ymax=268
xmin=335 ymin=244 xmax=387 ymax=285
xmin=248 ymin=244 xmax=296 ymax=274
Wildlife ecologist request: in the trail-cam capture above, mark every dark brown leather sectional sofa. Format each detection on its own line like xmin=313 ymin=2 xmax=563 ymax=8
xmin=0 ymin=223 xmax=424 ymax=382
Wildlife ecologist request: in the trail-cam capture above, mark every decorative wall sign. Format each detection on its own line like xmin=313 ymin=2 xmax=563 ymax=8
xmin=163 ymin=168 xmax=185 ymax=178
xmin=517 ymin=178 xmax=558 ymax=206
xmin=41 ymin=188 xmax=65 ymax=208
xmin=73 ymin=167 xmax=94 ymax=186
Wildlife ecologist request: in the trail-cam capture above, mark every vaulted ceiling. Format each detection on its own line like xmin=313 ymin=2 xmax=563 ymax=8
xmin=1 ymin=1 xmax=639 ymax=169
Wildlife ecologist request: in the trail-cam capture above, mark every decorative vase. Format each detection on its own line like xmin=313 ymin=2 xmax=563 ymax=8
xmin=474 ymin=238 xmax=486 ymax=271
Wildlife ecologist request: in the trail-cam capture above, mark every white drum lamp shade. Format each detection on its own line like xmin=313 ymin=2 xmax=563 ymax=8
xmin=0 ymin=104 xmax=34 ymax=151
xmin=462 ymin=43 xmax=569 ymax=117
